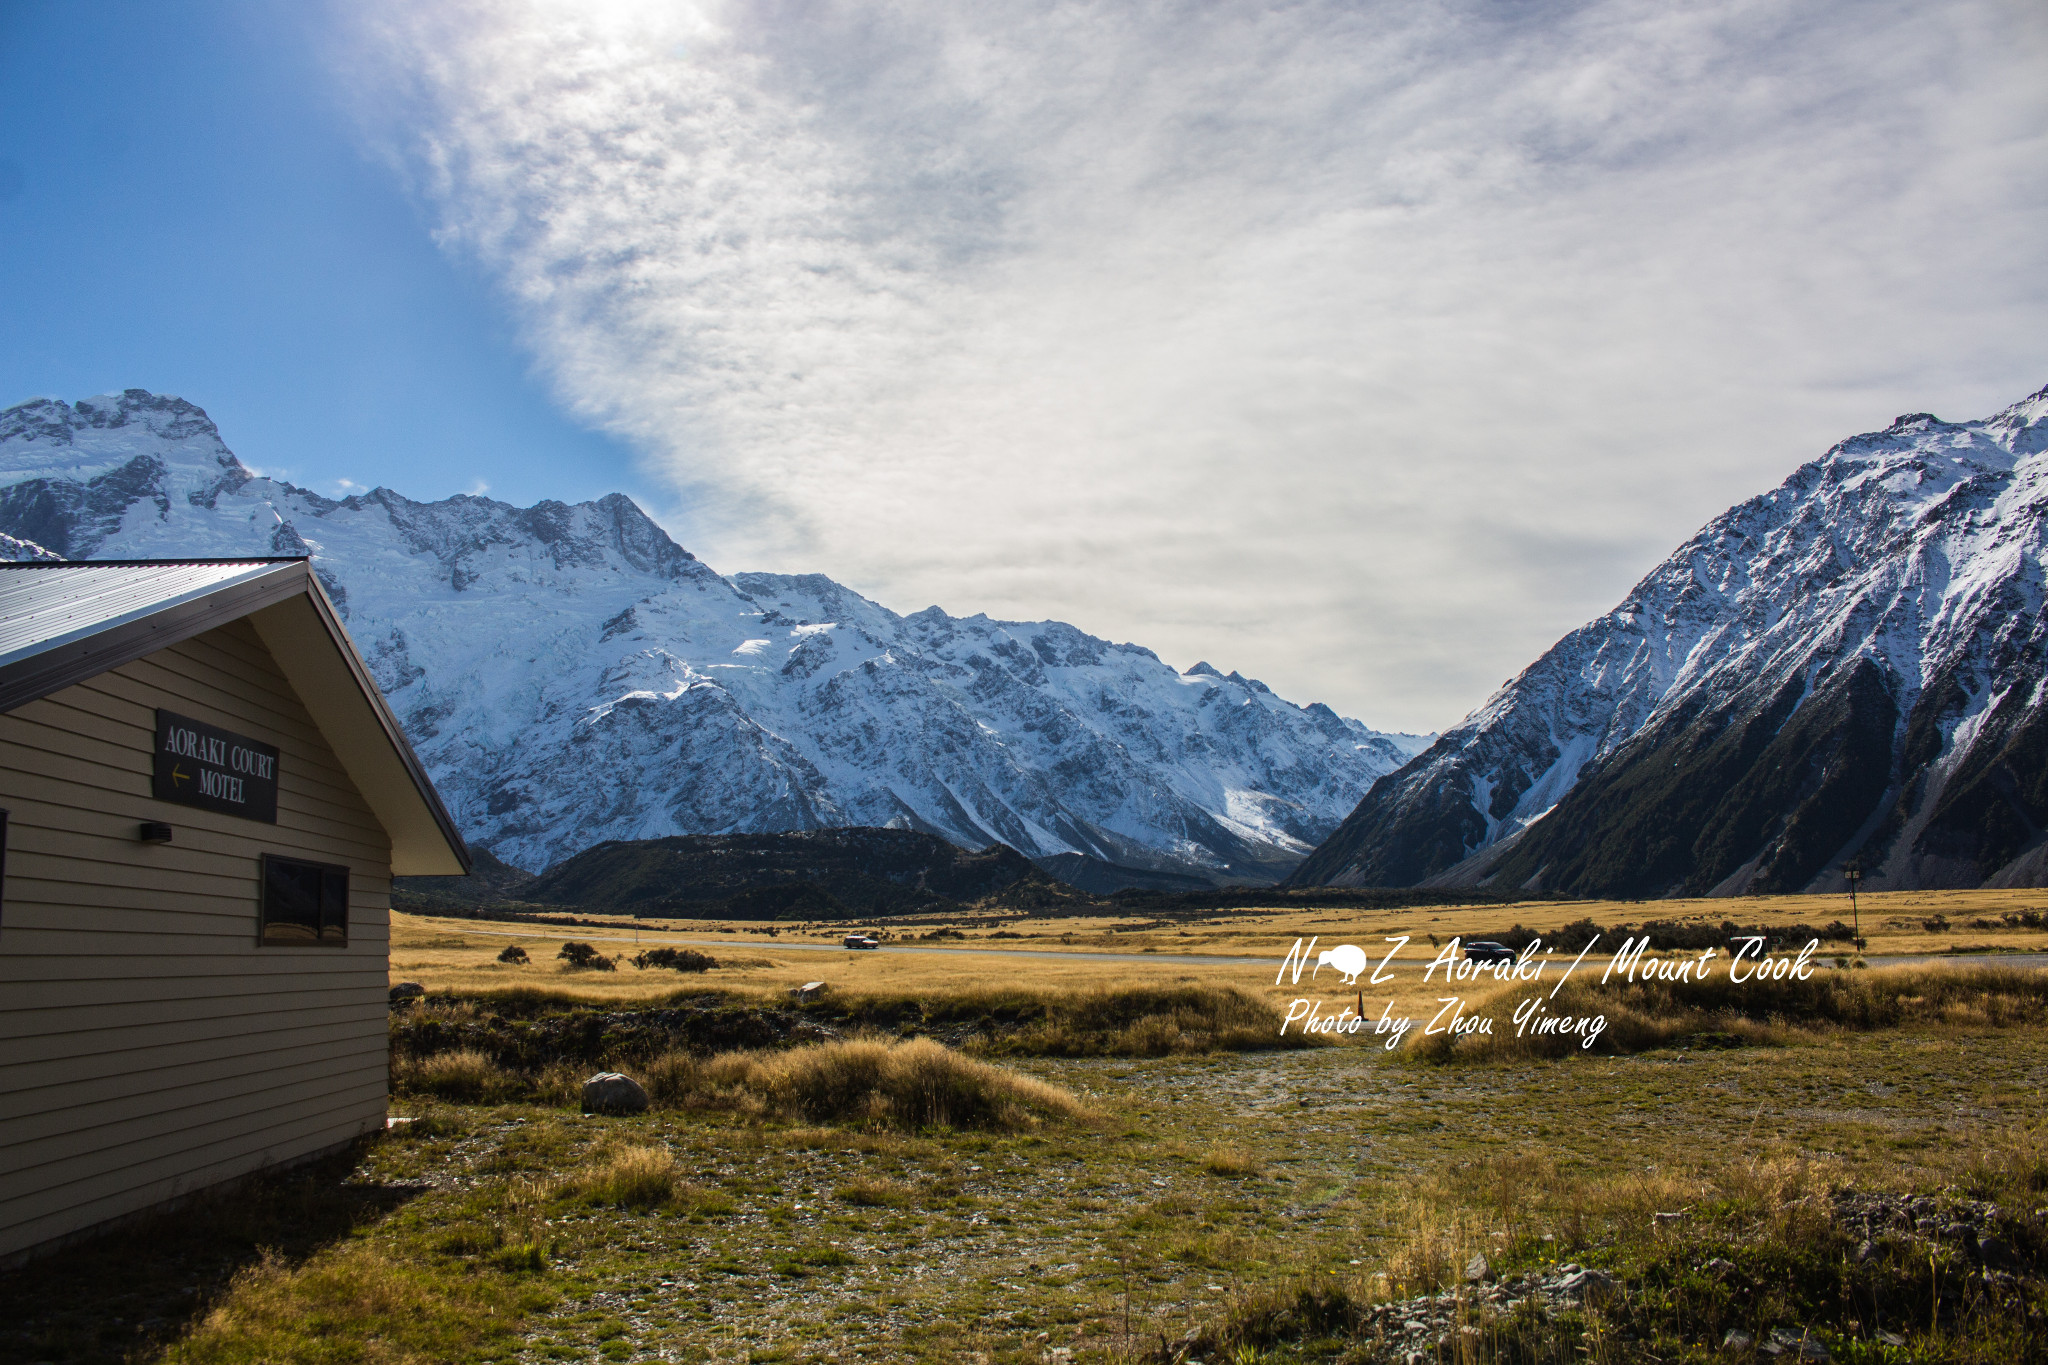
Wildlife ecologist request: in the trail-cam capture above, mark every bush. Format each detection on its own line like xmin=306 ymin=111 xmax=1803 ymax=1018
xmin=630 ymin=947 xmax=716 ymax=973
xmin=639 ymin=1038 xmax=1089 ymax=1130
xmin=1483 ymin=918 xmax=1857 ymax=954
xmin=556 ymin=942 xmax=615 ymax=971
xmin=497 ymin=944 xmax=529 ymax=964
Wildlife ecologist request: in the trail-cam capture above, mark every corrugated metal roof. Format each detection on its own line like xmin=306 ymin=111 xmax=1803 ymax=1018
xmin=0 ymin=560 xmax=303 ymax=672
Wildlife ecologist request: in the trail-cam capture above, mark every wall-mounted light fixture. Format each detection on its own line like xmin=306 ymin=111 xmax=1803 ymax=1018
xmin=139 ymin=822 xmax=173 ymax=844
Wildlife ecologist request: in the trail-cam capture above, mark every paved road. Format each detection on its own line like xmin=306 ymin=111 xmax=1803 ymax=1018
xmin=1875 ymin=952 xmax=2048 ymax=968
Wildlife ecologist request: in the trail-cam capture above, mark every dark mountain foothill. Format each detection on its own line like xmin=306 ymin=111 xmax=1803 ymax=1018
xmin=398 ymin=826 xmax=1556 ymax=923
xmin=392 ymin=847 xmax=537 ymax=913
xmin=1029 ymin=852 xmax=1225 ymax=895
xmin=515 ymin=827 xmax=1066 ymax=921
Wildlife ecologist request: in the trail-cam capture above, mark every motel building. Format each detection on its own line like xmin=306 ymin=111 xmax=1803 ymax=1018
xmin=0 ymin=557 xmax=468 ymax=1262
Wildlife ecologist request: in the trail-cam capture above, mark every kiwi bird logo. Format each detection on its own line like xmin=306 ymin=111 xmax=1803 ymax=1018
xmin=1314 ymin=943 xmax=1368 ymax=985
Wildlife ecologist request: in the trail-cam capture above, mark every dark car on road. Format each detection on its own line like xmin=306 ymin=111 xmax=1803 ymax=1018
xmin=1463 ymin=939 xmax=1516 ymax=963
xmin=843 ymin=934 xmax=881 ymax=950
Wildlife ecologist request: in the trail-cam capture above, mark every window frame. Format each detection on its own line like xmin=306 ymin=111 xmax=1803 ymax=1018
xmin=258 ymin=852 xmax=350 ymax=947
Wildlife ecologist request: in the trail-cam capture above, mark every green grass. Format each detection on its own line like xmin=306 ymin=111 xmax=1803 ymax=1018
xmin=1409 ymin=962 xmax=2048 ymax=1062
xmin=1162 ymin=1138 xmax=2048 ymax=1362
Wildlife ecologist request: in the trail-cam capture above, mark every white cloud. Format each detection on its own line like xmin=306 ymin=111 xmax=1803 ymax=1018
xmin=346 ymin=0 xmax=2048 ymax=731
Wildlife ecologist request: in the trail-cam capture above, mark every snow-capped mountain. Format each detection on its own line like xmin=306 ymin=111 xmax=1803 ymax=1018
xmin=1292 ymin=382 xmax=2048 ymax=896
xmin=0 ymin=390 xmax=1427 ymax=878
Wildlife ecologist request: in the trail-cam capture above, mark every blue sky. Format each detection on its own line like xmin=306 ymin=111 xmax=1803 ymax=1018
xmin=3 ymin=1 xmax=2044 ymax=731
xmin=0 ymin=1 xmax=649 ymax=510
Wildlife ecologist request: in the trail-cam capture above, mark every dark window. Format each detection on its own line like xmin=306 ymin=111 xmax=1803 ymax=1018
xmin=260 ymin=854 xmax=349 ymax=946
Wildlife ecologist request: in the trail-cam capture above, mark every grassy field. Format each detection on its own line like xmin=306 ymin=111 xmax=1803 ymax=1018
xmin=388 ymin=886 xmax=2048 ymax=1021
xmin=8 ymin=1014 xmax=2042 ymax=1363
xmin=6 ymin=900 xmax=2047 ymax=1364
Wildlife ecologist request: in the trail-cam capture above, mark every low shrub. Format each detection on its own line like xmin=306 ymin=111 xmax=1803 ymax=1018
xmin=640 ymin=1037 xmax=1089 ymax=1130
xmin=1481 ymin=917 xmax=1858 ymax=954
xmin=556 ymin=942 xmax=616 ymax=971
xmin=630 ymin=947 xmax=717 ymax=972
xmin=497 ymin=944 xmax=529 ymax=964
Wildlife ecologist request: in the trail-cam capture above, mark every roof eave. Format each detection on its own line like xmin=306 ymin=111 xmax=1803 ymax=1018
xmin=0 ymin=559 xmax=472 ymax=877
xmin=0 ymin=560 xmax=311 ymax=715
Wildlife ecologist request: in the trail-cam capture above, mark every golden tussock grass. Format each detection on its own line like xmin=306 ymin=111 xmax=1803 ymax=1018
xmin=391 ymin=891 xmax=2048 ymax=1031
xmin=1201 ymin=1146 xmax=1264 ymax=1178
xmin=559 ymin=1145 xmax=684 ymax=1209
xmin=834 ymin=1177 xmax=915 ymax=1208
xmin=640 ymin=1036 xmax=1090 ymax=1130
xmin=391 ymin=1048 xmax=518 ymax=1102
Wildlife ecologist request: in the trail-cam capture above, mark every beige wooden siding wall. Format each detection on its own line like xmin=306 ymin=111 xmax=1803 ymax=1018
xmin=0 ymin=618 xmax=394 ymax=1260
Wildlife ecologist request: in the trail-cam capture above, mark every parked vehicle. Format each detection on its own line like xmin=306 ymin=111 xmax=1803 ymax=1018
xmin=844 ymin=934 xmax=881 ymax=950
xmin=1463 ymin=939 xmax=1516 ymax=963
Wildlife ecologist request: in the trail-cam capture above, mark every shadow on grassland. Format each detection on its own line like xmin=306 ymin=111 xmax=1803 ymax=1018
xmin=0 ymin=1140 xmax=423 ymax=1365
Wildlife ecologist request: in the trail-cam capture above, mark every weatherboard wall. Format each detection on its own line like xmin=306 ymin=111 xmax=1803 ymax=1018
xmin=0 ymin=618 xmax=393 ymax=1261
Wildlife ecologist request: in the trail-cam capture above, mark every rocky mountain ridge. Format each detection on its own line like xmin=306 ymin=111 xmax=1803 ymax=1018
xmin=1291 ymin=381 xmax=2048 ymax=895
xmin=0 ymin=389 xmax=1427 ymax=879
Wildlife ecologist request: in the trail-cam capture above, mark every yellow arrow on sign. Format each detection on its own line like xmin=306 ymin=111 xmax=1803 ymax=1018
xmin=171 ymin=763 xmax=190 ymax=788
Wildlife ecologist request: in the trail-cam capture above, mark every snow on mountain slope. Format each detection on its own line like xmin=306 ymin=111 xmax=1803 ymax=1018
xmin=1291 ymin=381 xmax=2048 ymax=895
xmin=0 ymin=390 xmax=1426 ymax=877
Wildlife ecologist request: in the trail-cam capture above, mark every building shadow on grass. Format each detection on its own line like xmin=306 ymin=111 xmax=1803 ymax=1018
xmin=0 ymin=1140 xmax=426 ymax=1365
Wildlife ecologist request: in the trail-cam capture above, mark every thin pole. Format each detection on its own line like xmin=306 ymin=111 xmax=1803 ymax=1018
xmin=1845 ymin=865 xmax=1862 ymax=958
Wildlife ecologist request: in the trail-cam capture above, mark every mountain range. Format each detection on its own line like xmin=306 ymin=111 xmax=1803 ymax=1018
xmin=0 ymin=390 xmax=1427 ymax=881
xmin=1290 ymin=382 xmax=2048 ymax=895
